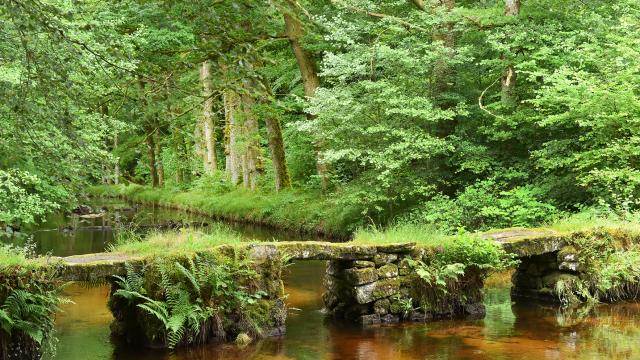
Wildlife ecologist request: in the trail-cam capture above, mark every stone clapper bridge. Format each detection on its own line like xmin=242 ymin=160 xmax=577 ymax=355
xmin=51 ymin=228 xmax=586 ymax=333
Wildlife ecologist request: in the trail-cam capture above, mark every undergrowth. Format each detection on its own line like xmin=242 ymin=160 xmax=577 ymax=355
xmin=0 ymin=245 xmax=66 ymax=359
xmin=109 ymin=250 xmax=287 ymax=349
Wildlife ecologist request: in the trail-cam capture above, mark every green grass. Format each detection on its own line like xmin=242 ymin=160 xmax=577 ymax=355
xmin=547 ymin=208 xmax=640 ymax=234
xmin=0 ymin=245 xmax=31 ymax=268
xmin=353 ymin=223 xmax=451 ymax=246
xmin=88 ymin=184 xmax=361 ymax=238
xmin=109 ymin=226 xmax=245 ymax=256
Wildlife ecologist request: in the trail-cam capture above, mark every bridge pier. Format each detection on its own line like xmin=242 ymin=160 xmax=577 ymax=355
xmin=323 ymin=251 xmax=487 ymax=324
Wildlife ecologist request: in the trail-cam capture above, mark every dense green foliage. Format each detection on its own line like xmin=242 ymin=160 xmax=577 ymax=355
xmin=2 ymin=0 xmax=640 ymax=234
xmin=110 ymin=251 xmax=286 ymax=348
xmin=0 ymin=245 xmax=65 ymax=358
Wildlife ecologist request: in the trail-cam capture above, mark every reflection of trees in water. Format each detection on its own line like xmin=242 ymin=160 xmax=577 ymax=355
xmin=511 ymin=297 xmax=640 ymax=359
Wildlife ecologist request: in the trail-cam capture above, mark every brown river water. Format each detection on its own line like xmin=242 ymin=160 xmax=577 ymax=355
xmin=6 ymin=199 xmax=639 ymax=360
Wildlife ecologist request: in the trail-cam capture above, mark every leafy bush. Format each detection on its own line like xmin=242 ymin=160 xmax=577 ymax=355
xmin=405 ymin=182 xmax=560 ymax=232
xmin=0 ymin=170 xmax=60 ymax=228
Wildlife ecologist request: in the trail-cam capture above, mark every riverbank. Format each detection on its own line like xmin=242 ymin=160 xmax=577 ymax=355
xmin=87 ymin=184 xmax=362 ymax=239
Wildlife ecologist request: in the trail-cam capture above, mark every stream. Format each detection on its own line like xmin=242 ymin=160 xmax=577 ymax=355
xmin=5 ymin=199 xmax=640 ymax=359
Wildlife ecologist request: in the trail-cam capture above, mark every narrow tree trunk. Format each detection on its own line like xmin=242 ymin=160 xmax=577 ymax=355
xmin=145 ymin=127 xmax=159 ymax=187
xmin=240 ymin=91 xmax=260 ymax=191
xmin=432 ymin=0 xmax=456 ymax=100
xmin=265 ymin=116 xmax=291 ymax=191
xmin=114 ymin=133 xmax=119 ymax=185
xmin=154 ymin=131 xmax=164 ymax=187
xmin=283 ymin=11 xmax=329 ymax=190
xmin=224 ymin=88 xmax=242 ymax=185
xmin=200 ymin=60 xmax=217 ymax=174
xmin=501 ymin=0 xmax=520 ymax=109
xmin=411 ymin=0 xmax=425 ymax=10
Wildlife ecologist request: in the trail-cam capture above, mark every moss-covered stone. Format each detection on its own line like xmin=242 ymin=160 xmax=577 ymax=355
xmin=377 ymin=264 xmax=399 ymax=279
xmin=352 ymin=260 xmax=375 ymax=268
xmin=373 ymin=253 xmax=398 ymax=267
xmin=373 ymin=298 xmax=390 ymax=315
xmin=344 ymin=268 xmax=378 ymax=285
xmin=353 ymin=277 xmax=401 ymax=304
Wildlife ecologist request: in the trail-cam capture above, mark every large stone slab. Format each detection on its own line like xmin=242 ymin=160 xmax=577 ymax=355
xmin=353 ymin=277 xmax=401 ymax=304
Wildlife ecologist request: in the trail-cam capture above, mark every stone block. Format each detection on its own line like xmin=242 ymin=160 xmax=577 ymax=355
xmin=353 ymin=278 xmax=401 ymax=304
xmin=410 ymin=311 xmax=433 ymax=322
xmin=345 ymin=267 xmax=378 ymax=285
xmin=374 ymin=253 xmax=398 ymax=267
xmin=373 ymin=299 xmax=390 ymax=315
xmin=377 ymin=264 xmax=399 ymax=279
xmin=352 ymin=260 xmax=375 ymax=268
xmin=359 ymin=314 xmax=381 ymax=325
xmin=381 ymin=314 xmax=400 ymax=324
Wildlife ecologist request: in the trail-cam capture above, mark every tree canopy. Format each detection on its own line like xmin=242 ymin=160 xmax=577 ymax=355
xmin=1 ymin=0 xmax=639 ymax=231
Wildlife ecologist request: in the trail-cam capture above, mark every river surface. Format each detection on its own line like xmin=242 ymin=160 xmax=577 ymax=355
xmin=6 ymin=200 xmax=640 ymax=359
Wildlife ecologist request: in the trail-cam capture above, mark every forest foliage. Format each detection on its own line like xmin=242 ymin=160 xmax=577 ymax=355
xmin=2 ymin=0 xmax=640 ymax=232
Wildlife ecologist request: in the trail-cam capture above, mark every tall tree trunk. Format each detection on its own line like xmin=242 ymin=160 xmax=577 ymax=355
xmin=240 ymin=90 xmax=260 ymax=191
xmin=114 ymin=133 xmax=119 ymax=185
xmin=145 ymin=126 xmax=159 ymax=187
xmin=501 ymin=0 xmax=520 ymax=109
xmin=224 ymin=88 xmax=242 ymax=185
xmin=265 ymin=116 xmax=291 ymax=191
xmin=283 ymin=10 xmax=329 ymax=190
xmin=200 ymin=60 xmax=217 ymax=174
xmin=411 ymin=0 xmax=425 ymax=10
xmin=154 ymin=131 xmax=164 ymax=187
xmin=432 ymin=0 xmax=456 ymax=100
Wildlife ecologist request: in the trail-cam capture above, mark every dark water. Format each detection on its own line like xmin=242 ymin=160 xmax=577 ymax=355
xmin=20 ymin=201 xmax=640 ymax=359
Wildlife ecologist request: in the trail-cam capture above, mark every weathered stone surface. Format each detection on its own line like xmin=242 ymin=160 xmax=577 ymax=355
xmin=374 ymin=253 xmax=398 ymax=266
xmin=345 ymin=268 xmax=378 ymax=285
xmin=381 ymin=314 xmax=400 ymax=324
xmin=326 ymin=261 xmax=340 ymax=276
xmin=410 ymin=311 xmax=433 ymax=322
xmin=558 ymin=261 xmax=580 ymax=272
xmin=377 ymin=264 xmax=399 ymax=279
xmin=463 ymin=303 xmax=486 ymax=319
xmin=322 ymin=291 xmax=340 ymax=309
xmin=373 ymin=299 xmax=390 ymax=315
xmin=557 ymin=246 xmax=578 ymax=263
xmin=352 ymin=260 xmax=375 ymax=268
xmin=360 ymin=314 xmax=381 ymax=325
xmin=542 ymin=271 xmax=578 ymax=288
xmin=276 ymin=242 xmax=377 ymax=260
xmin=376 ymin=243 xmax=416 ymax=253
xmin=353 ymin=278 xmax=401 ymax=304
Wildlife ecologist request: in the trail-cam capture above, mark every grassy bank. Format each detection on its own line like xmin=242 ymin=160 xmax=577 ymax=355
xmin=88 ymin=184 xmax=362 ymax=239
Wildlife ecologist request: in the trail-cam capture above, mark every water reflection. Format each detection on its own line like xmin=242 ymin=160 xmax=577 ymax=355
xmin=5 ymin=198 xmax=322 ymax=257
xmin=50 ymin=262 xmax=640 ymax=360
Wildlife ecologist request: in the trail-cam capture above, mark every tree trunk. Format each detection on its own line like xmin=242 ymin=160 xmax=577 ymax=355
xmin=154 ymin=131 xmax=164 ymax=187
xmin=200 ymin=60 xmax=217 ymax=174
xmin=283 ymin=11 xmax=329 ymax=189
xmin=283 ymin=13 xmax=320 ymax=99
xmin=265 ymin=116 xmax=291 ymax=191
xmin=240 ymin=91 xmax=260 ymax=191
xmin=501 ymin=0 xmax=520 ymax=108
xmin=145 ymin=127 xmax=159 ymax=187
xmin=114 ymin=133 xmax=119 ymax=185
xmin=432 ymin=0 xmax=456 ymax=100
xmin=224 ymin=88 xmax=242 ymax=185
xmin=411 ymin=0 xmax=425 ymax=10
